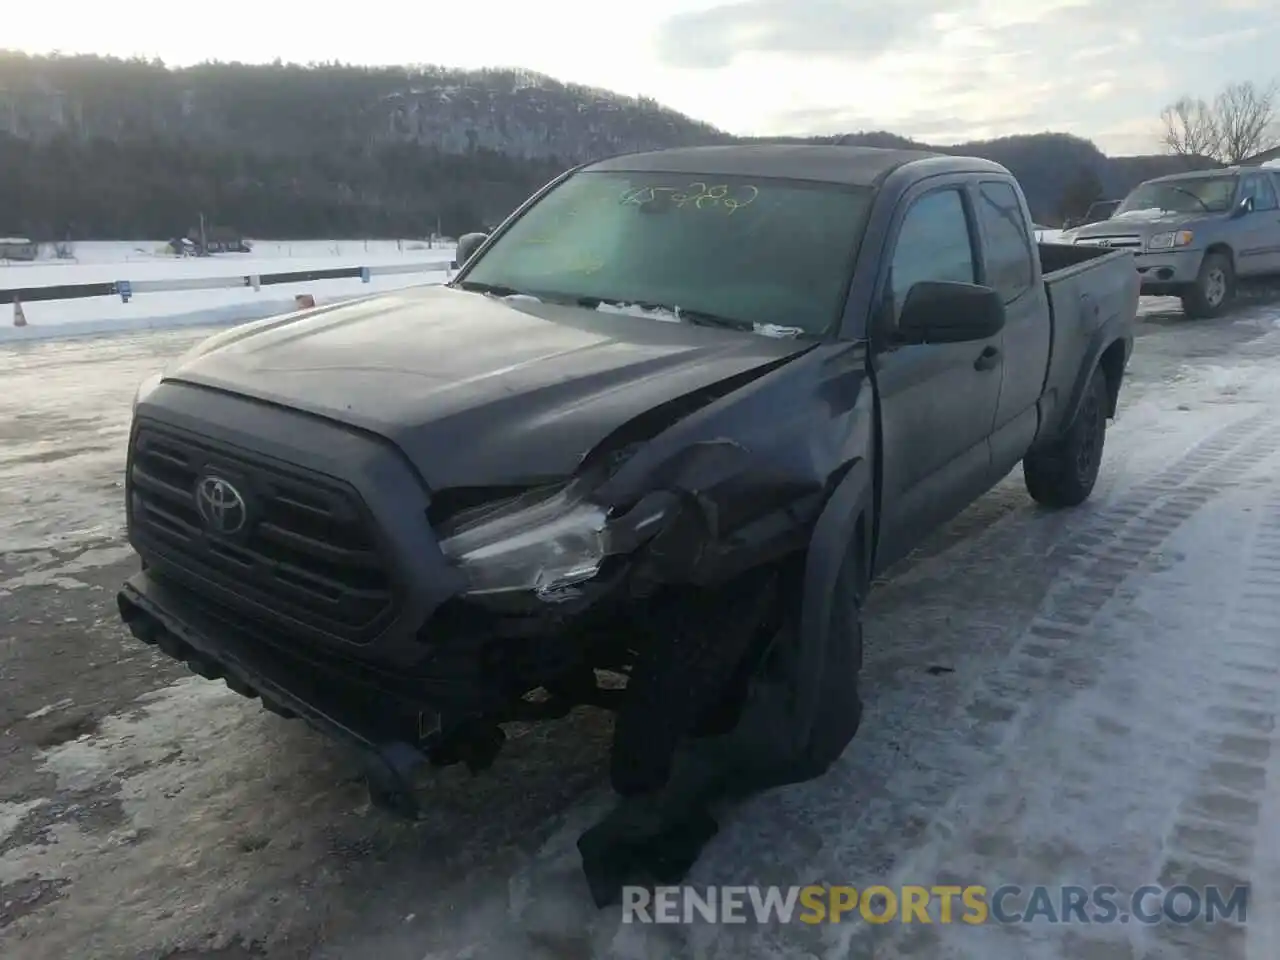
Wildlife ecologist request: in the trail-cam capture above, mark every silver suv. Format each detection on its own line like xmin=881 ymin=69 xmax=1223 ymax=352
xmin=1070 ymin=165 xmax=1280 ymax=317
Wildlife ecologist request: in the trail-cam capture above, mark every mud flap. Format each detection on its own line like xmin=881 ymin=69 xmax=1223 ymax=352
xmin=362 ymin=742 xmax=427 ymax=819
xmin=607 ymin=564 xmax=780 ymax=797
xmin=579 ymin=562 xmax=863 ymax=907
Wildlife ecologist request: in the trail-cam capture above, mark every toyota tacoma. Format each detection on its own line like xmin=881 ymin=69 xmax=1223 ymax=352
xmin=117 ymin=144 xmax=1137 ymax=905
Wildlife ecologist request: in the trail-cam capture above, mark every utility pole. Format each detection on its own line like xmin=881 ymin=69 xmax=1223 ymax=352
xmin=198 ymin=211 xmax=207 ymax=256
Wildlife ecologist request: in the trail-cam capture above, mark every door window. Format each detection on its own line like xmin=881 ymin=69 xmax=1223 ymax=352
xmin=1240 ymin=174 xmax=1277 ymax=211
xmin=1252 ymin=173 xmax=1278 ymax=211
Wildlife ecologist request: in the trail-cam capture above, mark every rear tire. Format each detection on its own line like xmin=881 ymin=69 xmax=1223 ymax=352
xmin=1023 ymin=366 xmax=1108 ymax=508
xmin=1180 ymin=252 xmax=1234 ymax=319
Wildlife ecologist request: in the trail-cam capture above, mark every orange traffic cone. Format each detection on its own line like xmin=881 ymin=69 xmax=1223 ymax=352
xmin=13 ymin=297 xmax=27 ymax=327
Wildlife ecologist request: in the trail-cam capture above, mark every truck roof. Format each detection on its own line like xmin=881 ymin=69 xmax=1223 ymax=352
xmin=1147 ymin=167 xmax=1239 ymax=183
xmin=584 ymin=144 xmax=1010 ymax=187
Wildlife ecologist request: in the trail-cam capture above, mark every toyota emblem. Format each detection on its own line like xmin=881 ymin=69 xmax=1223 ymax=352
xmin=195 ymin=476 xmax=247 ymax=535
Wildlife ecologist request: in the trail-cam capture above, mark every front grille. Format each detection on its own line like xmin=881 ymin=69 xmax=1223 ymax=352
xmin=127 ymin=424 xmax=397 ymax=643
xmin=1075 ymin=235 xmax=1143 ymax=249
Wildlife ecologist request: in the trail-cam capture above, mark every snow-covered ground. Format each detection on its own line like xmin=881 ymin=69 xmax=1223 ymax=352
xmin=3 ymin=296 xmax=1280 ymax=959
xmin=0 ymin=239 xmax=456 ymax=342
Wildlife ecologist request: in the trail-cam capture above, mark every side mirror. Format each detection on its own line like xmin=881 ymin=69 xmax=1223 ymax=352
xmin=1232 ymin=196 xmax=1254 ymax=218
xmin=452 ymin=231 xmax=489 ymax=269
xmin=896 ymin=280 xmax=1006 ymax=344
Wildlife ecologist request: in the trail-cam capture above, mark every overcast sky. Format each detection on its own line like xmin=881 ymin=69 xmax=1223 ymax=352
xmin=8 ymin=0 xmax=1276 ymax=156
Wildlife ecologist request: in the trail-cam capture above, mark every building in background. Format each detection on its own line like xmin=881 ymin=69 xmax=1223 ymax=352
xmin=0 ymin=237 xmax=38 ymax=261
xmin=187 ymin=225 xmax=253 ymax=255
xmin=1241 ymin=145 xmax=1280 ymax=166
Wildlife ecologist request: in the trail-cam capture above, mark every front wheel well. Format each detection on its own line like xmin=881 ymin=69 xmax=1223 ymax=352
xmin=1097 ymin=340 xmax=1127 ymax=418
xmin=1203 ymin=243 xmax=1234 ymax=270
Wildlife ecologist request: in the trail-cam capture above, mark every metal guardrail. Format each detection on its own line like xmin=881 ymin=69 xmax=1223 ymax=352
xmin=0 ymin=261 xmax=449 ymax=306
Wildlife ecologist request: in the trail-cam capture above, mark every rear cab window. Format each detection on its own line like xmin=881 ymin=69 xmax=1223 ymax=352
xmin=974 ymin=180 xmax=1034 ymax=302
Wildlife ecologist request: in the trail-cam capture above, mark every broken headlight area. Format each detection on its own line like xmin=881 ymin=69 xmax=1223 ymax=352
xmin=435 ymin=483 xmax=676 ymax=603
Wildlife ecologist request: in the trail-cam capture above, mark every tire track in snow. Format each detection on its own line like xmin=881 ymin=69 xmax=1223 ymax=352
xmin=1151 ymin=493 xmax=1280 ymax=960
xmin=820 ymin=437 xmax=1280 ymax=959
xmin=809 ymin=411 xmax=1280 ymax=960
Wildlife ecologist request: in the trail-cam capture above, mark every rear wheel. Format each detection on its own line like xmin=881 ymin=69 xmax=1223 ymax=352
xmin=1023 ymin=366 xmax=1108 ymax=508
xmin=1181 ymin=252 xmax=1234 ymax=319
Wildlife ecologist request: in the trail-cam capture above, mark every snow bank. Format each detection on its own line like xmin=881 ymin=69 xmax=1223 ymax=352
xmin=0 ymin=239 xmax=455 ymax=342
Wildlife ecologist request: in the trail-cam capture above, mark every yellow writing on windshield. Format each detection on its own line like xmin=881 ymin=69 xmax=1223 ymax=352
xmin=620 ymin=182 xmax=760 ymax=214
xmin=565 ymin=254 xmax=605 ymax=274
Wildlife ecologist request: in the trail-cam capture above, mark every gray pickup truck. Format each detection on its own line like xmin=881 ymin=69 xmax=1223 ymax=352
xmin=1071 ymin=165 xmax=1280 ymax=317
xmin=117 ymin=144 xmax=1137 ymax=903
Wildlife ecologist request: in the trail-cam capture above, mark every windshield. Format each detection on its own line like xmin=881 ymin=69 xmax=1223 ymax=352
xmin=457 ymin=169 xmax=874 ymax=336
xmin=1115 ymin=176 xmax=1238 ymax=215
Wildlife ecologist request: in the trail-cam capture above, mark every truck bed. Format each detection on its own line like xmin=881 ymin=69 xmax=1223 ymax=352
xmin=1036 ymin=241 xmax=1140 ymax=439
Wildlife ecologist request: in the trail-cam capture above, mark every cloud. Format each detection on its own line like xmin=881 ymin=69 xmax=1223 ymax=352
xmin=650 ymin=0 xmax=1280 ymax=154
xmin=654 ymin=0 xmax=953 ymax=69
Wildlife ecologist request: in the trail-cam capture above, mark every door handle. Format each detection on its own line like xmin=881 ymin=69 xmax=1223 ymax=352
xmin=974 ymin=345 xmax=1001 ymax=371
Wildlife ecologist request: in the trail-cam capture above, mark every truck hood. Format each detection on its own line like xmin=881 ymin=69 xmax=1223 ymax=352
xmin=165 ymin=285 xmax=813 ymax=489
xmin=1072 ymin=209 xmax=1217 ymax=240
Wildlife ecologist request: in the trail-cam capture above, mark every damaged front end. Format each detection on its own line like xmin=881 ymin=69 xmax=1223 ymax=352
xmin=118 ymin=334 xmax=874 ymax=907
xmin=410 ymin=346 xmax=874 ymax=905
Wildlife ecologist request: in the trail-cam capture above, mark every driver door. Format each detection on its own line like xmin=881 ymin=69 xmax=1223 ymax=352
xmin=871 ymin=180 xmax=1004 ymax=572
xmin=1234 ymin=174 xmax=1280 ymax=276
xmin=1246 ymin=174 xmax=1280 ymax=275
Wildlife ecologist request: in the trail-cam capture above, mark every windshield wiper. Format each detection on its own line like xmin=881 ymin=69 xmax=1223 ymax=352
xmin=584 ymin=296 xmax=757 ymax=332
xmin=673 ymin=308 xmax=757 ymax=332
xmin=454 ymin=280 xmax=529 ymax=297
xmin=457 ymin=281 xmax=595 ymax=306
xmin=1168 ymin=187 xmax=1211 ymax=212
xmin=461 ymin=285 xmax=763 ymax=332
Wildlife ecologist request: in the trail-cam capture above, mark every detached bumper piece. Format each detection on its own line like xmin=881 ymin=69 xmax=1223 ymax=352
xmin=117 ymin=570 xmax=429 ymax=818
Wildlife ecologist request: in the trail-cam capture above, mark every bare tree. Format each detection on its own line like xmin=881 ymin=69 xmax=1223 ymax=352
xmin=1160 ymin=96 xmax=1219 ymax=160
xmin=1214 ymin=80 xmax=1279 ymax=163
xmin=1161 ymin=80 xmax=1279 ymax=164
